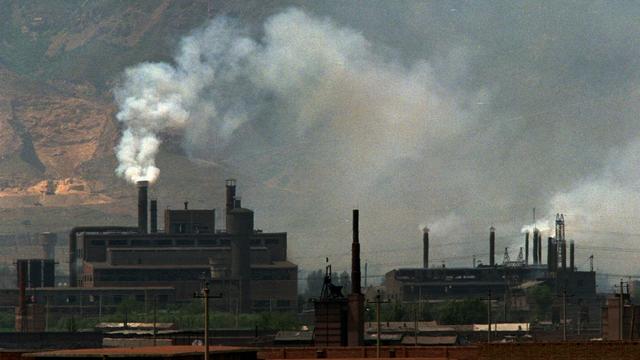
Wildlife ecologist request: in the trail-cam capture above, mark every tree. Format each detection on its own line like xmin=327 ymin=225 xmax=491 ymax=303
xmin=338 ymin=271 xmax=351 ymax=293
xmin=305 ymin=269 xmax=325 ymax=298
xmin=528 ymin=285 xmax=553 ymax=321
xmin=437 ymin=299 xmax=487 ymax=325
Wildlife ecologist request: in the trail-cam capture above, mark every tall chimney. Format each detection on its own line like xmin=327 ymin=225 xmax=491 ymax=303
xmin=347 ymin=209 xmax=365 ymax=346
xmin=538 ymin=232 xmax=542 ymax=263
xmin=524 ymin=231 xmax=529 ymax=265
xmin=547 ymin=237 xmax=556 ymax=272
xmin=489 ymin=227 xmax=495 ymax=267
xmin=532 ymin=229 xmax=538 ymax=264
xmin=150 ymin=200 xmax=158 ymax=233
xmin=423 ymin=227 xmax=429 ymax=269
xmin=561 ymin=239 xmax=567 ymax=271
xmin=351 ymin=209 xmax=361 ymax=294
xmin=570 ymin=240 xmax=575 ymax=271
xmin=137 ymin=181 xmax=149 ymax=233
xmin=226 ymin=179 xmax=236 ymax=212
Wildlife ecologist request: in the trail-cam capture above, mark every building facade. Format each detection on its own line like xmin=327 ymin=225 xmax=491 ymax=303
xmin=68 ymin=180 xmax=298 ymax=313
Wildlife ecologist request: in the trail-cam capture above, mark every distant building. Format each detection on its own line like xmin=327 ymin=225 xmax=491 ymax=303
xmin=68 ymin=180 xmax=297 ymax=313
xmin=383 ymin=220 xmax=600 ymax=326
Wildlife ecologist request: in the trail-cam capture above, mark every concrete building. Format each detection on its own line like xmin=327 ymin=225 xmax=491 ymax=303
xmin=68 ymin=180 xmax=297 ymax=313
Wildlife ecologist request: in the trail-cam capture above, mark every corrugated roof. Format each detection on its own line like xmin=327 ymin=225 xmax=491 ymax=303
xmin=96 ymin=322 xmax=175 ymax=330
xmin=401 ymin=335 xmax=458 ymax=345
xmin=274 ymin=330 xmax=314 ymax=342
xmin=472 ymin=323 xmax=529 ymax=332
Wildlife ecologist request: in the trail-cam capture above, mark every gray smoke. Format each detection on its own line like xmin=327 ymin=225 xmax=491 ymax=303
xmin=115 ymin=2 xmax=640 ymax=282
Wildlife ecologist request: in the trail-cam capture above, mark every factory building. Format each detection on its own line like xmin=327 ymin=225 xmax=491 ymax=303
xmin=384 ymin=215 xmax=599 ymax=325
xmin=68 ymin=180 xmax=297 ymax=313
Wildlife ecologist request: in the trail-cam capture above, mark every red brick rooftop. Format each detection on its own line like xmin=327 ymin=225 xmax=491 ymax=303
xmin=25 ymin=346 xmax=254 ymax=358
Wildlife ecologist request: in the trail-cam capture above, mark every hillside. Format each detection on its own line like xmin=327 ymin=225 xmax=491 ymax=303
xmin=0 ymin=0 xmax=290 ymax=235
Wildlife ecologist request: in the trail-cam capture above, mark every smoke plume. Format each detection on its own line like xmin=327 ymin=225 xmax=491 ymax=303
xmin=114 ymin=2 xmax=640 ymax=280
xmin=114 ymin=7 xmax=480 ymax=184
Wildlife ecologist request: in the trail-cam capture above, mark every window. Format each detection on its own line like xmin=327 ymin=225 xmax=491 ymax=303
xmin=154 ymin=239 xmax=172 ymax=247
xmin=90 ymin=240 xmax=105 ymax=246
xmin=250 ymin=239 xmax=262 ymax=246
xmin=277 ymin=300 xmax=291 ymax=307
xmin=172 ymin=224 xmax=187 ymax=233
xmin=108 ymin=239 xmax=127 ymax=246
xmin=265 ymin=239 xmax=279 ymax=245
xmin=220 ymin=239 xmax=230 ymax=246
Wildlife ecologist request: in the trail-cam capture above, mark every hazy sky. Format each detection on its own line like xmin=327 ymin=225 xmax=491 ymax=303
xmin=116 ymin=1 xmax=640 ymax=284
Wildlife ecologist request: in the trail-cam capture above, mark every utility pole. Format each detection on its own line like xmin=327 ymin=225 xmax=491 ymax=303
xmin=367 ymin=290 xmax=390 ymax=359
xmin=194 ymin=281 xmax=223 ymax=360
xmin=414 ymin=302 xmax=418 ymax=346
xmin=562 ymin=289 xmax=567 ymax=341
xmin=486 ymin=291 xmax=492 ymax=343
xmin=620 ymin=279 xmax=625 ymax=341
xmin=557 ymin=285 xmax=573 ymax=342
xmin=153 ymin=295 xmax=157 ymax=346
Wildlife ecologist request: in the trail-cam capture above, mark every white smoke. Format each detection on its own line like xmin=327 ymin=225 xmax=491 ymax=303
xmin=113 ymin=17 xmax=248 ymax=183
xmin=520 ymin=219 xmax=552 ymax=234
xmin=113 ymin=8 xmax=480 ymax=186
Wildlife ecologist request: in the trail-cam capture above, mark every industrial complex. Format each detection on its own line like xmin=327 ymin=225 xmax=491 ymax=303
xmin=0 ymin=178 xmax=636 ymax=358
xmin=384 ymin=216 xmax=599 ymax=329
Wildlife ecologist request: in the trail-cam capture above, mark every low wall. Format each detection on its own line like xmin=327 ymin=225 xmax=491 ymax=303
xmin=478 ymin=342 xmax=640 ymax=360
xmin=258 ymin=346 xmax=479 ymax=360
xmin=0 ymin=332 xmax=102 ymax=350
xmin=259 ymin=342 xmax=640 ymax=360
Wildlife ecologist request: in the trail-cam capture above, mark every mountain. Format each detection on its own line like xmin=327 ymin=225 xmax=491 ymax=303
xmin=0 ymin=0 xmax=289 ymax=235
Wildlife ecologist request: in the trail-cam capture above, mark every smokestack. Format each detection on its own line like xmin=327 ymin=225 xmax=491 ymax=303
xmin=489 ymin=227 xmax=495 ymax=267
xmin=351 ymin=209 xmax=361 ymax=294
xmin=524 ymin=231 xmax=529 ymax=265
xmin=150 ymin=200 xmax=158 ymax=233
xmin=547 ymin=237 xmax=556 ymax=272
xmin=137 ymin=181 xmax=149 ymax=233
xmin=538 ymin=232 xmax=542 ymax=263
xmin=561 ymin=239 xmax=567 ymax=271
xmin=423 ymin=227 xmax=429 ymax=269
xmin=226 ymin=179 xmax=236 ymax=212
xmin=570 ymin=240 xmax=575 ymax=271
xmin=532 ymin=229 xmax=538 ymax=264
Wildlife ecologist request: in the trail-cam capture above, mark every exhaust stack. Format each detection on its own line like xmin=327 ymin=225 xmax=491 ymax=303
xmin=423 ymin=227 xmax=429 ymax=268
xmin=347 ymin=209 xmax=365 ymax=346
xmin=524 ymin=231 xmax=529 ymax=265
xmin=532 ymin=229 xmax=538 ymax=264
xmin=537 ymin=230 xmax=543 ymax=265
xmin=351 ymin=209 xmax=361 ymax=294
xmin=547 ymin=237 xmax=557 ymax=272
xmin=150 ymin=199 xmax=158 ymax=233
xmin=489 ymin=227 xmax=495 ymax=266
xmin=570 ymin=240 xmax=575 ymax=271
xmin=226 ymin=179 xmax=236 ymax=212
xmin=137 ymin=181 xmax=149 ymax=233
